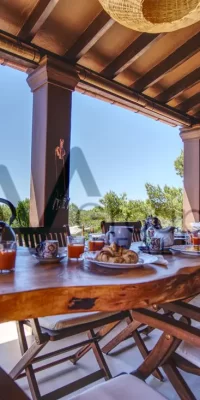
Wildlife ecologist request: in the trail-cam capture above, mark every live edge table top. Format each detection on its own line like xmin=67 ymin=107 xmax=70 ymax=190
xmin=0 ymin=248 xmax=200 ymax=323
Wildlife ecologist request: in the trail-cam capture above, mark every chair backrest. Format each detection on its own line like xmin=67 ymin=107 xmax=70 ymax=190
xmin=101 ymin=221 xmax=142 ymax=242
xmin=0 ymin=367 xmax=30 ymax=400
xmin=13 ymin=226 xmax=70 ymax=248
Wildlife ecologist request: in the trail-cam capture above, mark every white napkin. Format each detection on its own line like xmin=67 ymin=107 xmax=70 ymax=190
xmin=153 ymin=255 xmax=168 ymax=266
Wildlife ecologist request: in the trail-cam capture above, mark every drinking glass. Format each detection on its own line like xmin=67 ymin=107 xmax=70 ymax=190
xmin=0 ymin=241 xmax=16 ymax=273
xmin=192 ymin=232 xmax=200 ymax=246
xmin=67 ymin=236 xmax=85 ymax=259
xmin=88 ymin=234 xmax=105 ymax=251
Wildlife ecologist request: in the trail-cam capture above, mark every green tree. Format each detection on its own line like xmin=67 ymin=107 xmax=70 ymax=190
xmin=174 ymin=150 xmax=184 ymax=178
xmin=15 ymin=199 xmax=30 ymax=227
xmin=68 ymin=203 xmax=80 ymax=226
xmin=99 ymin=191 xmax=122 ymax=221
xmin=128 ymin=199 xmax=154 ymax=221
xmin=0 ymin=205 xmax=12 ymax=223
xmin=145 ymin=183 xmax=183 ymax=225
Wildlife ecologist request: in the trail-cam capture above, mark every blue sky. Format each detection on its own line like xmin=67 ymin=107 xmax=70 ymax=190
xmin=0 ymin=66 xmax=183 ymax=208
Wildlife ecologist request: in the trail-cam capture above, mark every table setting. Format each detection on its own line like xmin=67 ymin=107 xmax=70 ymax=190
xmin=0 ymin=216 xmax=198 ymax=274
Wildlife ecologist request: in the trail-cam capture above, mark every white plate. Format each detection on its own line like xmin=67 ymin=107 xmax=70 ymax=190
xmin=32 ymin=254 xmax=66 ymax=264
xmin=170 ymin=245 xmax=200 ymax=256
xmin=84 ymin=252 xmax=158 ymax=269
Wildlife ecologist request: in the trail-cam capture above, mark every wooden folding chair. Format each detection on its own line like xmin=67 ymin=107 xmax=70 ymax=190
xmin=0 ymin=367 xmax=30 ymax=400
xmin=12 ymin=226 xmax=128 ymax=399
xmin=131 ymin=301 xmax=200 ymax=400
xmin=159 ymin=295 xmax=200 ymax=400
xmin=13 ymin=226 xmax=70 ymax=248
xmin=11 ymin=312 xmax=128 ymax=399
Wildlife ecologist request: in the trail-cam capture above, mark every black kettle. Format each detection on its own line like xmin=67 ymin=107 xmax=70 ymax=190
xmin=0 ymin=198 xmax=16 ymax=241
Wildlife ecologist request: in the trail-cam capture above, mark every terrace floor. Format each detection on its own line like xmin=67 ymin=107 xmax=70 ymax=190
xmin=0 ymin=321 xmax=200 ymax=399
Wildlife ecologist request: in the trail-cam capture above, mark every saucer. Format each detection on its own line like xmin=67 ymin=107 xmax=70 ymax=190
xmin=32 ymin=254 xmax=66 ymax=264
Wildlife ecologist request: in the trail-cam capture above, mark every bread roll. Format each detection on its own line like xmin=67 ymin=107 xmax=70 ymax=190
xmin=94 ymin=244 xmax=138 ymax=264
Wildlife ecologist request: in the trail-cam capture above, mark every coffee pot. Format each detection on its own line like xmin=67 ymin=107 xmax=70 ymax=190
xmin=106 ymin=225 xmax=133 ymax=249
xmin=0 ymin=198 xmax=16 ymax=241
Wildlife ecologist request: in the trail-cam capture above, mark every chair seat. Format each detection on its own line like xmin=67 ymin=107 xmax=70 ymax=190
xmin=39 ymin=312 xmax=116 ymax=330
xmin=176 ymin=294 xmax=200 ymax=367
xmin=69 ymin=374 xmax=167 ymax=400
xmin=177 ymin=338 xmax=200 ymax=368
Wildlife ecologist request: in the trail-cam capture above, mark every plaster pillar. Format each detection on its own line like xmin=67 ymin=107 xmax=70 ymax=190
xmin=27 ymin=56 xmax=79 ymax=227
xmin=180 ymin=125 xmax=200 ymax=230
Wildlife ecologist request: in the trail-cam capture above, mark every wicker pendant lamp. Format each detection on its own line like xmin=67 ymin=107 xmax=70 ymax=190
xmin=98 ymin=0 xmax=200 ymax=33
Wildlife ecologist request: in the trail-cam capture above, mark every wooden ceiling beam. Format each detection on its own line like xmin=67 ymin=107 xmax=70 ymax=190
xmin=18 ymin=0 xmax=59 ymax=42
xmin=132 ymin=31 xmax=200 ymax=92
xmin=65 ymin=11 xmax=114 ymax=62
xmin=193 ymin=110 xmax=200 ymax=118
xmin=102 ymin=33 xmax=163 ymax=78
xmin=156 ymin=67 xmax=200 ymax=103
xmin=177 ymin=92 xmax=200 ymax=112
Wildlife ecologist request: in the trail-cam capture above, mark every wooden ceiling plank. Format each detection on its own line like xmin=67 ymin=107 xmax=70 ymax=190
xmin=177 ymin=92 xmax=200 ymax=112
xmin=156 ymin=67 xmax=200 ymax=103
xmin=65 ymin=11 xmax=114 ymax=62
xmin=102 ymin=33 xmax=163 ymax=78
xmin=18 ymin=0 xmax=59 ymax=42
xmin=132 ymin=31 xmax=200 ymax=92
xmin=193 ymin=111 xmax=200 ymax=118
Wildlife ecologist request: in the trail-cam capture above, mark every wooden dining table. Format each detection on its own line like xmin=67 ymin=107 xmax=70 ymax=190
xmin=0 ymin=247 xmax=200 ymax=323
xmin=1 ymin=247 xmax=200 ymax=400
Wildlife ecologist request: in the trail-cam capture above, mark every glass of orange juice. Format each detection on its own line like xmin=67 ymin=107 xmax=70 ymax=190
xmin=192 ymin=232 xmax=200 ymax=246
xmin=0 ymin=241 xmax=16 ymax=273
xmin=88 ymin=234 xmax=105 ymax=251
xmin=67 ymin=236 xmax=85 ymax=259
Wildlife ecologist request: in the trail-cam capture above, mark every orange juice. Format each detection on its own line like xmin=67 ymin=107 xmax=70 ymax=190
xmin=0 ymin=250 xmax=16 ymax=271
xmin=89 ymin=241 xmax=104 ymax=251
xmin=68 ymin=244 xmax=84 ymax=258
xmin=192 ymin=237 xmax=200 ymax=246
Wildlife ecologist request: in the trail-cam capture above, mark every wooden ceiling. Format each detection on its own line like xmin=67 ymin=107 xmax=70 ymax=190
xmin=0 ymin=0 xmax=200 ymax=126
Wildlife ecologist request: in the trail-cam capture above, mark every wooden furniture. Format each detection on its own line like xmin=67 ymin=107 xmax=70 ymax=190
xmin=130 ymin=302 xmax=200 ymax=400
xmin=11 ymin=233 xmax=126 ymax=399
xmin=1 ymin=251 xmax=200 ymax=399
xmin=0 ymin=367 xmax=30 ymax=400
xmin=101 ymin=221 xmax=142 ymax=241
xmin=70 ymin=373 xmax=166 ymax=400
xmin=154 ymin=295 xmax=200 ymax=400
xmin=12 ymin=312 xmax=126 ymax=400
xmin=1 ymin=250 xmax=200 ymax=322
xmin=13 ymin=227 xmax=70 ymax=248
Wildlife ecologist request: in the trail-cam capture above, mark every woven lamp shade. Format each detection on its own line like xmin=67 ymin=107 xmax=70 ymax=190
xmin=98 ymin=0 xmax=200 ymax=33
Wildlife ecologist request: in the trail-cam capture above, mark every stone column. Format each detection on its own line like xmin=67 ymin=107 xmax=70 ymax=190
xmin=180 ymin=125 xmax=200 ymax=230
xmin=27 ymin=56 xmax=79 ymax=227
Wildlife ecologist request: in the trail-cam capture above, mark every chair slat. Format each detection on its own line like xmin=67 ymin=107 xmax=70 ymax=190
xmin=13 ymin=227 xmax=70 ymax=249
xmin=47 ymin=233 xmax=52 ymax=241
xmin=34 ymin=234 xmax=40 ymax=246
xmin=29 ymin=233 xmax=35 ymax=248
xmin=17 ymin=233 xmax=23 ymax=247
xmin=60 ymin=233 xmax=66 ymax=247
xmin=23 ymin=234 xmax=29 ymax=247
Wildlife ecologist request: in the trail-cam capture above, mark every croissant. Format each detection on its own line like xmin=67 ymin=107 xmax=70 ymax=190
xmin=101 ymin=254 xmax=110 ymax=262
xmin=123 ymin=252 xmax=138 ymax=264
xmin=94 ymin=244 xmax=139 ymax=264
xmin=110 ymin=242 xmax=118 ymax=253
